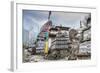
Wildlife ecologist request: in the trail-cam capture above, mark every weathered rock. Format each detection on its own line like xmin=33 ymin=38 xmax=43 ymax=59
xmin=69 ymin=29 xmax=78 ymax=42
xmin=30 ymin=55 xmax=44 ymax=62
xmin=23 ymin=49 xmax=32 ymax=62
xmin=68 ymin=54 xmax=77 ymax=60
xmin=46 ymin=49 xmax=71 ymax=60
xmin=68 ymin=29 xmax=80 ymax=60
xmin=46 ymin=49 xmax=61 ymax=60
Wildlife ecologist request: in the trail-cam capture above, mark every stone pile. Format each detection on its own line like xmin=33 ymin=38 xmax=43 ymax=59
xmin=47 ymin=29 xmax=71 ymax=60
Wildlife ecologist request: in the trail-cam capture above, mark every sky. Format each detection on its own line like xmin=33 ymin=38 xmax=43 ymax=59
xmin=22 ymin=10 xmax=90 ymax=44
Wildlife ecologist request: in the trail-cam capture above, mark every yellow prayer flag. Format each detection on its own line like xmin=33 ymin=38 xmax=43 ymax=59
xmin=44 ymin=41 xmax=48 ymax=54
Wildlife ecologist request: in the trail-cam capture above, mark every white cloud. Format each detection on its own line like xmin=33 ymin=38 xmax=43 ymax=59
xmin=23 ymin=10 xmax=90 ymax=43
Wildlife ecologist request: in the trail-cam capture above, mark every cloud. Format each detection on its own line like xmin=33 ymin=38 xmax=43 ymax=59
xmin=23 ymin=13 xmax=49 ymax=41
xmin=50 ymin=12 xmax=89 ymax=28
xmin=23 ymin=10 xmax=90 ymax=43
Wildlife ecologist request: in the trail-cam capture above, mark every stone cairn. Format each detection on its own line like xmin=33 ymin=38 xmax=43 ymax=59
xmin=47 ymin=29 xmax=70 ymax=60
xmin=68 ymin=29 xmax=79 ymax=60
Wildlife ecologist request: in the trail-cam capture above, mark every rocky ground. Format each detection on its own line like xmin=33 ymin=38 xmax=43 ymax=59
xmin=23 ymin=48 xmax=91 ymax=63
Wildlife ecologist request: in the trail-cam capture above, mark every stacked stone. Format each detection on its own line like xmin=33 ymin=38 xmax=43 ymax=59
xmin=36 ymin=37 xmax=45 ymax=54
xmin=47 ymin=31 xmax=71 ymax=60
xmin=79 ymin=15 xmax=91 ymax=54
xmin=68 ymin=29 xmax=79 ymax=60
xmin=76 ymin=14 xmax=91 ymax=59
xmin=50 ymin=31 xmax=70 ymax=50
